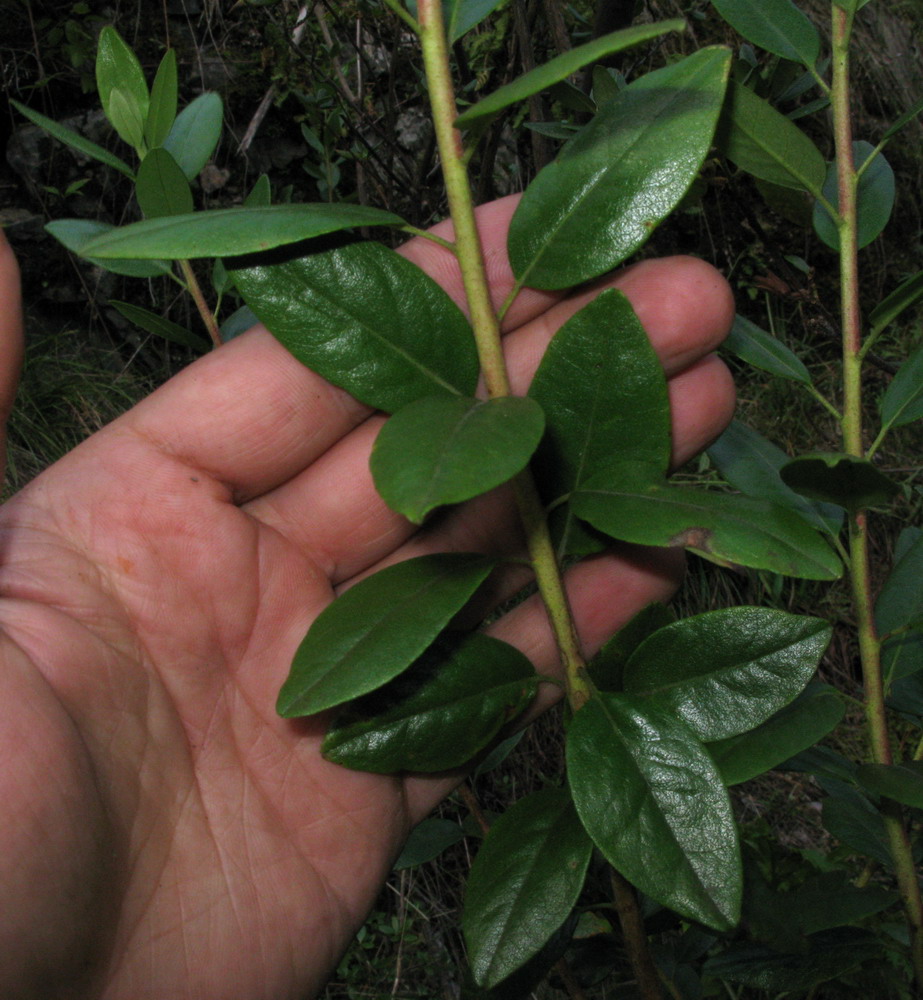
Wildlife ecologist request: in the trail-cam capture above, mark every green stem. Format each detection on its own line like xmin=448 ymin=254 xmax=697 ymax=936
xmin=416 ymin=0 xmax=590 ymax=710
xmin=178 ymin=259 xmax=221 ymax=349
xmin=832 ymin=6 xmax=923 ymax=985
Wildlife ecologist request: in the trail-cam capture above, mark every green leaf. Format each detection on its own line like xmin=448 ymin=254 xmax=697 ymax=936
xmin=96 ymin=25 xmax=150 ymax=134
xmin=781 ymin=871 xmax=898 ymax=936
xmin=869 ymin=269 xmax=923 ymax=338
xmin=104 ymin=86 xmax=146 ymax=152
xmin=880 ymin=339 xmax=923 ymax=433
xmin=822 ymin=784 xmax=892 ymax=866
xmin=321 ymin=632 xmax=540 ymax=773
xmin=44 ymin=218 xmax=171 ymax=278
xmin=163 ymin=92 xmax=224 ymax=180
xmin=813 ymin=141 xmax=895 ymax=250
xmin=109 ymin=300 xmax=210 ymax=351
xmin=276 ymin=553 xmax=494 ymax=717
xmin=463 ymin=787 xmax=593 ymax=988
xmin=231 ymin=242 xmax=476 ymax=412
xmin=455 ymin=21 xmax=685 ymax=127
xmin=394 ymin=817 xmax=465 ymax=870
xmin=722 ymin=313 xmax=813 ymax=384
xmin=708 ymin=683 xmax=845 ymax=785
xmin=245 ymin=173 xmax=272 ymax=207
xmin=567 ymin=692 xmax=741 ymax=929
xmin=717 ymin=82 xmax=826 ymax=195
xmin=572 ymin=466 xmax=842 ymax=580
xmin=446 ymin=0 xmax=504 ymax=41
xmin=856 ymin=761 xmax=923 ymax=810
xmin=10 ymin=99 xmax=135 ymax=179
xmin=588 ymin=602 xmax=674 ymax=692
xmin=707 ymin=420 xmax=844 ymax=537
xmin=623 ymin=607 xmax=832 ymax=741
xmin=79 ymin=203 xmax=405 ymax=260
xmin=508 ymin=47 xmax=731 ymax=290
xmin=135 ymin=147 xmax=194 ymax=219
xmin=371 ymin=395 xmax=545 ymax=524
xmin=882 ymin=93 xmax=923 ymax=141
xmin=710 ymin=0 xmax=820 ymax=67
xmin=144 ymin=48 xmax=178 ymax=148
xmin=405 ymin=0 xmax=503 ymax=41
xmin=528 ymin=290 xmax=671 ymax=556
xmin=704 ymin=930 xmax=879 ymax=993
xmin=876 ymin=529 xmax=923 ymax=683
xmin=779 ymin=452 xmax=900 ymax=511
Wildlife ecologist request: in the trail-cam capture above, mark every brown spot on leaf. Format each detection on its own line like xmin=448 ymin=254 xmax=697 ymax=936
xmin=668 ymin=527 xmax=714 ymax=551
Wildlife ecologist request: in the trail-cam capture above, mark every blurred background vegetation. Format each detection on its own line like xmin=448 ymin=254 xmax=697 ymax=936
xmin=2 ymin=1 xmax=923 ymax=995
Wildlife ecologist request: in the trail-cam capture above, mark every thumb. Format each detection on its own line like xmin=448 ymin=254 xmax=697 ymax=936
xmin=0 ymin=229 xmax=24 ymax=480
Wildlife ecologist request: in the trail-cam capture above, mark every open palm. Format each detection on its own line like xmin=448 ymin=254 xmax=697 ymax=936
xmin=0 ymin=199 xmax=734 ymax=999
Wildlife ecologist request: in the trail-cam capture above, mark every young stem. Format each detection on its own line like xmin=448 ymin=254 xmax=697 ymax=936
xmin=178 ymin=259 xmax=222 ymax=349
xmin=831 ymin=6 xmax=923 ymax=984
xmin=416 ymin=0 xmax=589 ymax=709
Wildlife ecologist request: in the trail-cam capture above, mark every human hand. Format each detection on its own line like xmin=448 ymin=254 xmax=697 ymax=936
xmin=0 ymin=196 xmax=734 ymax=999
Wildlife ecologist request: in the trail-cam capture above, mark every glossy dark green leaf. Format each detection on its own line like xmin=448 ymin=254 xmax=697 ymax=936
xmin=135 ymin=147 xmax=193 ymax=219
xmin=880 ymin=339 xmax=923 ymax=432
xmin=231 ymin=242 xmax=476 ymax=412
xmin=463 ymin=787 xmax=593 ymax=988
xmin=109 ymin=300 xmax=210 ymax=351
xmin=245 ymin=173 xmax=272 ymax=207
xmin=322 ymin=632 xmax=539 ymax=772
xmin=81 ymin=203 xmax=405 ymax=261
xmin=869 ymin=270 xmax=923 ymax=339
xmin=722 ymin=313 xmax=813 ymax=384
xmin=508 ymin=47 xmax=731 ymax=290
xmin=371 ymin=395 xmax=544 ymax=524
xmin=276 ymin=553 xmax=494 ymax=717
xmin=163 ymin=92 xmax=224 ymax=180
xmin=780 ymin=451 xmax=900 ymax=511
xmin=704 ymin=930 xmax=878 ymax=993
xmin=856 ymin=762 xmax=923 ymax=810
xmin=624 ymin=607 xmax=831 ymax=741
xmin=394 ymin=817 xmax=465 ymax=870
xmin=568 ymin=692 xmax=740 ymax=929
xmin=822 ymin=784 xmax=891 ymax=866
xmin=10 ymin=99 xmax=135 ymax=179
xmin=96 ymin=26 xmax=149 ymax=135
xmin=813 ymin=142 xmax=895 ymax=250
xmin=708 ymin=683 xmax=844 ymax=785
xmin=588 ymin=602 xmax=674 ymax=692
xmin=44 ymin=219 xmax=171 ymax=278
xmin=707 ymin=420 xmax=844 ymax=537
xmin=877 ymin=528 xmax=923 ymax=683
xmin=144 ymin=49 xmax=178 ymax=148
xmin=710 ymin=0 xmax=820 ymax=67
xmin=717 ymin=82 xmax=826 ymax=195
xmin=455 ymin=21 xmax=684 ymax=127
xmin=529 ymin=289 xmax=671 ymax=556
xmin=572 ymin=466 xmax=842 ymax=579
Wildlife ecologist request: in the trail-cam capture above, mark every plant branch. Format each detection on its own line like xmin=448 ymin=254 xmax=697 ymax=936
xmin=832 ymin=5 xmax=923 ymax=985
xmin=178 ymin=259 xmax=221 ymax=348
xmin=610 ymin=868 xmax=665 ymax=1000
xmin=416 ymin=0 xmax=590 ymax=710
